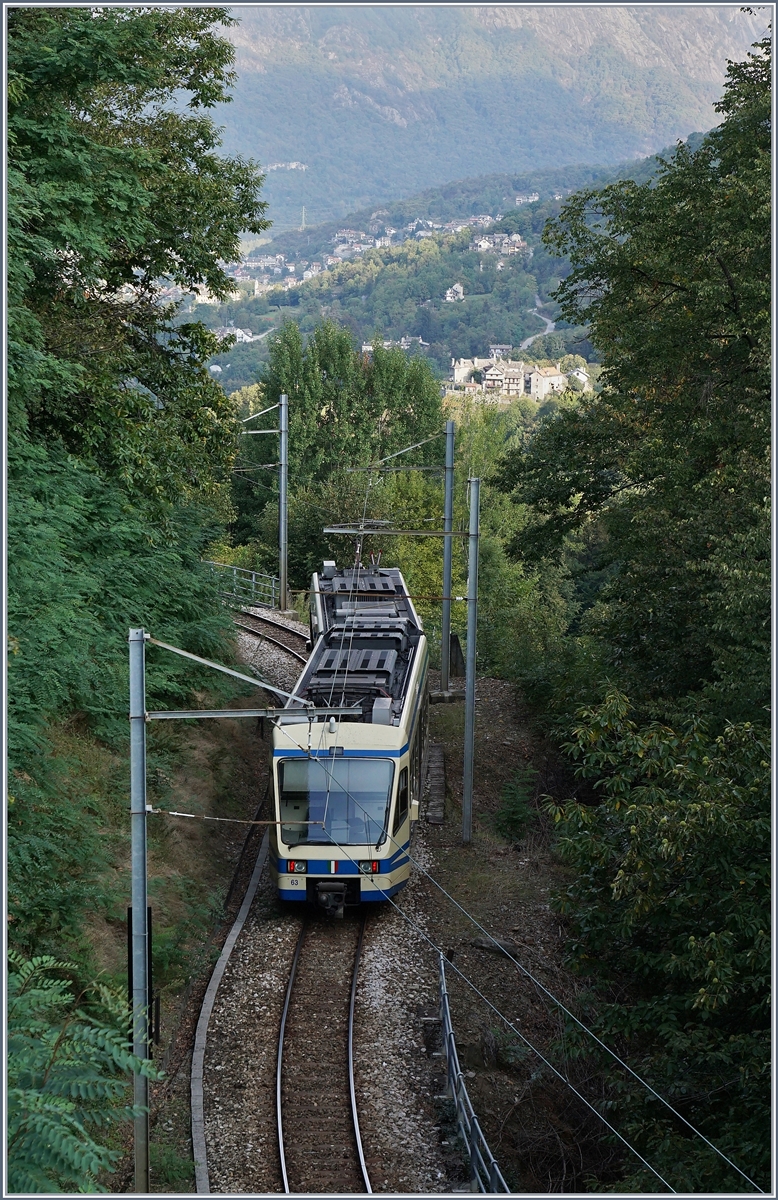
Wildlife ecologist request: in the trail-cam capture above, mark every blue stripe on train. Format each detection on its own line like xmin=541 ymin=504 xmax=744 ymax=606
xmin=278 ymin=881 xmax=408 ymax=902
xmin=360 ymin=878 xmax=408 ymax=900
xmin=276 ymin=846 xmax=409 ymax=875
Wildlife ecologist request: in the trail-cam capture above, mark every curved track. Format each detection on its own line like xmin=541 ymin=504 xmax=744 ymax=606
xmin=234 ymin=611 xmax=309 ymax=665
xmin=277 ymin=916 xmax=372 ymax=1195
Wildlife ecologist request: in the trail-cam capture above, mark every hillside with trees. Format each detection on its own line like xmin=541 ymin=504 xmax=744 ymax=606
xmin=7 ymin=4 xmax=769 ymax=1192
xmin=7 ymin=8 xmax=266 ymax=1188
xmin=493 ymin=30 xmax=771 ymax=1192
xmin=188 ymin=135 xmax=711 ymax=390
xmin=214 ymin=5 xmax=761 ymax=228
xmin=217 ymin=27 xmax=771 ymax=1193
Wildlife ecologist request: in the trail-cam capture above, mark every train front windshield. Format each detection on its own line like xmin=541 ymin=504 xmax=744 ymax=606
xmin=278 ymin=758 xmax=394 ymax=848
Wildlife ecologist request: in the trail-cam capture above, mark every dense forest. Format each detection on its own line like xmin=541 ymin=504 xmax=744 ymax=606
xmin=495 ymin=32 xmax=771 ymax=1191
xmin=7 ymin=8 xmax=268 ymax=1189
xmin=7 ymin=4 xmax=770 ymax=1193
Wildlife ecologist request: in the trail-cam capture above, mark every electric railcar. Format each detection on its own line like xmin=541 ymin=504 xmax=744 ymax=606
xmin=269 ymin=561 xmax=429 ymax=917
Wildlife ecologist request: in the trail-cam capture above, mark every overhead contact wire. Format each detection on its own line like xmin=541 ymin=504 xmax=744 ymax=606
xmin=273 ymin=718 xmax=678 ymax=1193
xmin=267 ymin=462 xmax=761 ymax=1193
xmin=271 ymin=719 xmax=763 ymax=1194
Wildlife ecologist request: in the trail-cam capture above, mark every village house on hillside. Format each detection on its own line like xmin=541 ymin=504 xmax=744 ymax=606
xmin=444 ymin=282 xmax=465 ymax=302
xmin=569 ymin=366 xmax=591 ymax=388
xmin=450 ymin=352 xmax=588 ymax=400
xmin=214 ymin=325 xmax=256 ymax=343
xmin=361 ymin=335 xmax=430 ymax=357
xmin=470 ymin=231 xmax=527 ymax=255
xmin=483 ymin=361 xmax=527 ymax=396
xmin=452 ymin=356 xmax=494 ymax=384
xmin=526 ymin=364 xmax=568 ymax=398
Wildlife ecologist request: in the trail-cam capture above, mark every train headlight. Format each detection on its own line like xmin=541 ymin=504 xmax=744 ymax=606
xmin=358 ymin=860 xmax=379 ymax=874
xmin=288 ymin=860 xmax=307 ymax=874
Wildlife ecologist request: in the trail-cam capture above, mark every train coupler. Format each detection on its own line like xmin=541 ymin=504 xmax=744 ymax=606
xmin=315 ymin=881 xmax=347 ymax=918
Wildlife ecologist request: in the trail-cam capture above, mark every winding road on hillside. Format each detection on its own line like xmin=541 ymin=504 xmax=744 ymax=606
xmin=520 ymin=294 xmax=556 ymax=351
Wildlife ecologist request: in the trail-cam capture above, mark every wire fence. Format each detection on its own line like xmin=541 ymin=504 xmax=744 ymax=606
xmin=439 ymin=954 xmax=511 ymax=1193
xmin=205 ymin=561 xmax=279 ymax=609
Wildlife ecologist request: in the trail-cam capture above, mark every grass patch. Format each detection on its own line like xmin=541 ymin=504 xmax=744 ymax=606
xmin=150 ymin=1143 xmax=194 ymax=1188
xmin=493 ymin=766 xmax=538 ymax=842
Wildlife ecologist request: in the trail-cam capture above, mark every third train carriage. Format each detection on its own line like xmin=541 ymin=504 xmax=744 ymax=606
xmin=269 ymin=560 xmax=429 ymax=917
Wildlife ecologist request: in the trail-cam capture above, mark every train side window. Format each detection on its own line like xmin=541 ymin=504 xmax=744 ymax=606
xmin=415 ymin=726 xmax=423 ymax=799
xmin=393 ymin=767 xmax=409 ymax=834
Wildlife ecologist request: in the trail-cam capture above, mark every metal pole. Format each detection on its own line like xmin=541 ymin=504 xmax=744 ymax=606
xmin=462 ymin=478 xmax=480 ymax=845
xmin=440 ymin=419 xmax=455 ymax=691
xmin=279 ymin=393 xmax=288 ymax=611
xmin=129 ymin=628 xmax=150 ymax=1192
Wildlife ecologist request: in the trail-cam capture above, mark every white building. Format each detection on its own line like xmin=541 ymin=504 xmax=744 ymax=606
xmin=526 ymin=364 xmax=568 ymax=399
xmin=569 ymin=367 xmax=592 ymax=391
xmin=451 ymin=356 xmax=494 ymax=384
xmin=444 ymin=282 xmax=465 ymax=302
xmin=214 ymin=326 xmax=255 ymax=343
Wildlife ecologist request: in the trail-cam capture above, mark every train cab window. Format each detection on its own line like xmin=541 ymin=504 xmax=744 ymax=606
xmin=278 ymin=758 xmax=394 ymax=847
xmin=393 ymin=767 xmax=409 ymax=835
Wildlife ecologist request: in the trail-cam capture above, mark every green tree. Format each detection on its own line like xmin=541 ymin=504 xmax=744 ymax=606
xmin=8 ymin=5 xmax=268 ymax=503
xmin=231 ymin=320 xmax=444 ymax=547
xmin=494 ymin=31 xmax=770 ymax=1192
xmin=8 ymin=953 xmax=159 ymax=1193
xmin=7 ymin=5 xmax=266 ymax=979
xmin=548 ymin=696 xmax=769 ymax=1192
xmin=497 ymin=31 xmax=770 ymax=723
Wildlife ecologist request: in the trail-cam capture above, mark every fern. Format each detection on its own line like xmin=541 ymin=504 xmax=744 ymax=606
xmin=8 ymin=952 xmax=159 ymax=1194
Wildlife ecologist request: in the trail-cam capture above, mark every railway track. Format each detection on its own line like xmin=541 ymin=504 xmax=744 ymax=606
xmin=277 ymin=916 xmax=372 ymax=1195
xmin=234 ymin=610 xmax=309 ymax=665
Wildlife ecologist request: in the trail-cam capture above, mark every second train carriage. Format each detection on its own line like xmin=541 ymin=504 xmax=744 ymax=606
xmin=269 ymin=561 xmax=429 ymax=916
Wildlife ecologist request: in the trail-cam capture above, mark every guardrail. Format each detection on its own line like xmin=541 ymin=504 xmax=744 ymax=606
xmin=439 ymin=954 xmax=511 ymax=1193
xmin=204 ymin=561 xmax=279 ymax=609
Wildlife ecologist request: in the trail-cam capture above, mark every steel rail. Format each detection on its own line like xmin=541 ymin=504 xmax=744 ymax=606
xmin=276 ymin=918 xmax=371 ymax=1195
xmin=238 ymin=608 xmax=309 ymax=643
xmin=276 ymin=919 xmax=307 ymax=1194
xmin=233 ymin=620 xmax=308 ymax=665
xmin=348 ymin=917 xmax=372 ymax=1194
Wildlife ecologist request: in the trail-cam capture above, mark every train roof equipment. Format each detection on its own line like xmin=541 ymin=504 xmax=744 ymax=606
xmin=284 ymin=563 xmax=424 ymax=725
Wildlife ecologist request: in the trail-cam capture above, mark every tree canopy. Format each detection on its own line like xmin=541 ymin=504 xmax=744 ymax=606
xmin=495 ymin=30 xmax=770 ymax=1191
xmin=230 ymin=320 xmax=444 ymax=553
xmin=8 ymin=5 xmax=268 ymax=501
xmin=7 ymin=9 xmax=269 ymax=1181
xmin=497 ymin=29 xmax=770 ymax=725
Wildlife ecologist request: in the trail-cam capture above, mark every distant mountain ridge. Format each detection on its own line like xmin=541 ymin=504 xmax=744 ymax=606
xmin=215 ymin=5 xmax=760 ymax=229
xmin=258 ymin=137 xmax=707 ymax=263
